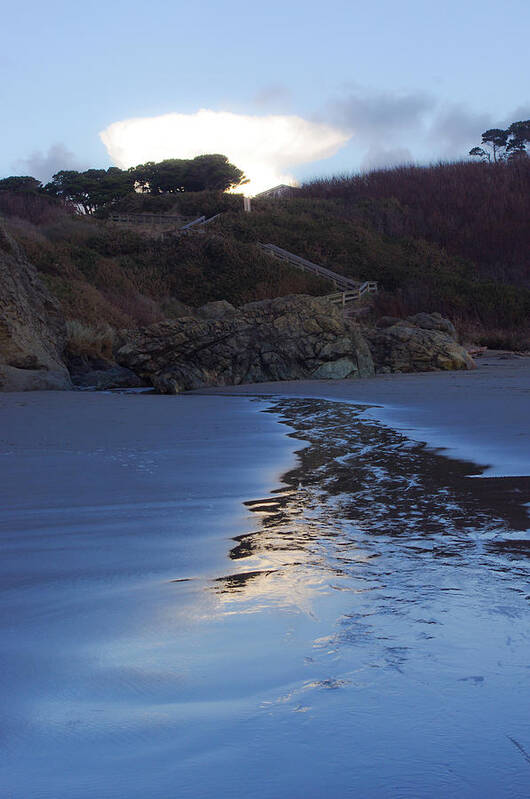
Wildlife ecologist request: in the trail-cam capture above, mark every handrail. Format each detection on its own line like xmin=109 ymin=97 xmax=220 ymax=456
xmin=259 ymin=243 xmax=377 ymax=298
xmin=180 ymin=215 xmax=206 ymax=230
xmin=108 ymin=211 xmax=223 ymax=230
xmin=327 ymin=284 xmax=378 ymax=306
xmin=109 ymin=212 xmax=184 ymax=224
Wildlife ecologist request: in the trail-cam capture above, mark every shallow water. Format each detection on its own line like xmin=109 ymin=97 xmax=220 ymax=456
xmin=1 ymin=393 xmax=529 ymax=798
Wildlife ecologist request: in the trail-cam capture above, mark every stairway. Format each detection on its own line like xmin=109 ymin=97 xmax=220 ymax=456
xmin=258 ymin=243 xmax=377 ymax=305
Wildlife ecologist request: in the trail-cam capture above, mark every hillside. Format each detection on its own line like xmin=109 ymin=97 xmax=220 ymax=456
xmin=1 ymin=159 xmax=529 ymax=350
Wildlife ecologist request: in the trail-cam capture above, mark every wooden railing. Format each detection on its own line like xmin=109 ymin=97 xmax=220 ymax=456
xmin=109 ymin=212 xmax=222 ymax=230
xmin=258 ymin=243 xmax=377 ymax=300
xmin=327 ymin=283 xmax=378 ymax=306
xmin=107 ymin=218 xmax=377 ymax=304
xmin=109 ymin=212 xmax=184 ymax=225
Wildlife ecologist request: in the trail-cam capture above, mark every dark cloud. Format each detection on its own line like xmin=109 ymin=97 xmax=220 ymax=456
xmin=323 ymin=86 xmax=529 ymax=168
xmin=329 ymin=88 xmax=435 ymax=139
xmin=427 ymin=104 xmax=493 ymax=158
xmin=15 ymin=143 xmax=85 ymax=182
xmin=505 ymin=104 xmax=530 ymax=124
xmin=426 ymin=102 xmax=530 ymax=159
xmin=361 ymin=145 xmax=414 ymax=172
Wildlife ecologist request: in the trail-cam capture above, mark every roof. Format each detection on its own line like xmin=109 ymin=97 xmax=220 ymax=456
xmin=254 ymin=184 xmax=299 ymax=199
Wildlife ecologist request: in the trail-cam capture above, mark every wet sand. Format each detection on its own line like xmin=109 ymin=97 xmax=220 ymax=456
xmin=1 ymin=360 xmax=529 ymax=798
xmin=200 ymin=353 xmax=530 ymax=478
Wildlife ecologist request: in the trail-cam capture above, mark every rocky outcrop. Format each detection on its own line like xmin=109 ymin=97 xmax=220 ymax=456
xmin=0 ymin=228 xmax=474 ymax=395
xmin=366 ymin=313 xmax=475 ymax=373
xmin=71 ymin=365 xmax=146 ymax=390
xmin=0 ymin=221 xmax=71 ymax=391
xmin=197 ymin=300 xmax=236 ymax=320
xmin=117 ymin=295 xmax=375 ymax=393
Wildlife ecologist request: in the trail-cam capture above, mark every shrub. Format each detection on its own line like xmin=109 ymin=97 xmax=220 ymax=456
xmin=65 ymin=320 xmax=116 ymax=360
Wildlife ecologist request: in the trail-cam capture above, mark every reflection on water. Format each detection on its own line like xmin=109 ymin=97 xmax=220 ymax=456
xmin=207 ymin=398 xmax=530 ymax=796
xmin=3 ymin=395 xmax=529 ymax=798
xmin=215 ymin=399 xmax=530 ymax=610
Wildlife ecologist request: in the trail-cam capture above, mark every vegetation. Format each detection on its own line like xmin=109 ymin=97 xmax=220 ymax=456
xmin=0 ymin=154 xmax=246 ymax=216
xmin=1 ymin=151 xmax=529 ymax=350
xmin=42 ymin=156 xmax=246 ymax=214
xmin=65 ymin=320 xmax=116 ymax=361
xmin=469 ymin=119 xmax=530 ymax=163
xmin=299 ymin=159 xmax=530 ymax=286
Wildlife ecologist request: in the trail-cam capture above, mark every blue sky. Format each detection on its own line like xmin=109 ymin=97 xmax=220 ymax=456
xmin=2 ymin=0 xmax=529 ymax=189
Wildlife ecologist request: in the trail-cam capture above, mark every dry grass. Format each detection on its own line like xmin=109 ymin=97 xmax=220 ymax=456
xmin=65 ymin=320 xmax=117 ymax=360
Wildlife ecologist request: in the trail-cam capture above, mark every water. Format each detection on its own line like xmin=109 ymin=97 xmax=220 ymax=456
xmin=1 ymin=393 xmax=529 ymax=798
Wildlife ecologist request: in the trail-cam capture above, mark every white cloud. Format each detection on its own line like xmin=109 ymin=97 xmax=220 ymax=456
xmin=99 ymin=109 xmax=349 ymax=195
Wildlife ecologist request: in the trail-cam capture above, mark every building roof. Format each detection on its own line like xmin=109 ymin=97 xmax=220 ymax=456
xmin=254 ymin=184 xmax=299 ymax=199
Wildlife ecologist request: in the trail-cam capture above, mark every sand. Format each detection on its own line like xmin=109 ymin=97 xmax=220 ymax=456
xmin=1 ymin=358 xmax=529 ymax=798
xmin=200 ymin=354 xmax=530 ymax=477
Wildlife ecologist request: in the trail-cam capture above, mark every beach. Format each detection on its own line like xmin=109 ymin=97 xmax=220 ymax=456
xmin=1 ymin=356 xmax=529 ymax=798
xmin=207 ymin=353 xmax=530 ymax=478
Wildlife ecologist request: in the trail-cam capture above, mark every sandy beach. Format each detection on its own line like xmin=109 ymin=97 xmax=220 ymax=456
xmin=202 ymin=353 xmax=530 ymax=478
xmin=1 ymin=357 xmax=529 ymax=798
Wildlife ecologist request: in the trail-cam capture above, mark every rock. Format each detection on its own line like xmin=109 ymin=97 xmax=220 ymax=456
xmin=406 ymin=312 xmax=457 ymax=339
xmin=161 ymin=298 xmax=196 ymax=319
xmin=365 ymin=314 xmax=474 ymax=373
xmin=72 ymin=365 xmax=146 ymax=390
xmin=197 ymin=300 xmax=236 ymax=320
xmin=0 ymin=221 xmax=71 ymax=391
xmin=0 ymin=364 xmax=72 ymax=391
xmin=376 ymin=316 xmax=402 ymax=328
xmin=312 ymin=357 xmax=360 ymax=379
xmin=117 ymin=294 xmax=375 ymax=393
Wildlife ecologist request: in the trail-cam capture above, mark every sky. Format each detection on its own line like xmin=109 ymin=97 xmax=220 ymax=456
xmin=2 ymin=0 xmax=529 ymax=194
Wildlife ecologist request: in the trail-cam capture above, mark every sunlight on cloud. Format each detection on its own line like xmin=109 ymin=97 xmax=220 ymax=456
xmin=100 ymin=109 xmax=350 ymax=195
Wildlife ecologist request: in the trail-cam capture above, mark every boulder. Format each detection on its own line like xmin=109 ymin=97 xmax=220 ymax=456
xmin=0 ymin=221 xmax=71 ymax=391
xmin=197 ymin=300 xmax=236 ymax=320
xmin=117 ymin=295 xmax=375 ymax=393
xmin=406 ymin=312 xmax=457 ymax=339
xmin=365 ymin=314 xmax=475 ymax=373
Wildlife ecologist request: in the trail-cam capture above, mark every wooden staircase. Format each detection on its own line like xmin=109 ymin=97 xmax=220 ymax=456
xmin=109 ymin=214 xmax=377 ymax=308
xmin=258 ymin=243 xmax=377 ymax=307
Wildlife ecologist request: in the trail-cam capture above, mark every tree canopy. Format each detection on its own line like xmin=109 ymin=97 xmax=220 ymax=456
xmin=470 ymin=120 xmax=530 ymax=162
xmin=0 ymin=175 xmax=43 ymax=192
xmin=38 ymin=154 xmax=247 ymax=213
xmin=44 ymin=168 xmax=135 ymax=214
xmin=133 ymin=155 xmax=247 ymax=194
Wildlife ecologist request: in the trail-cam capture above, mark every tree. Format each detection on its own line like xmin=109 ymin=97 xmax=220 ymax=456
xmin=45 ymin=168 xmax=134 ymax=214
xmin=0 ymin=175 xmax=42 ymax=192
xmin=506 ymin=120 xmax=530 ymax=159
xmin=470 ymin=120 xmax=530 ymax=162
xmin=132 ymin=160 xmax=187 ymax=194
xmin=183 ymin=154 xmax=248 ymax=191
xmin=131 ymin=154 xmax=247 ymax=194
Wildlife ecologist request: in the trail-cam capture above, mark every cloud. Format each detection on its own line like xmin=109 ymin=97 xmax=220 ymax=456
xmin=324 ymin=86 xmax=529 ymax=168
xmin=427 ymin=104 xmax=493 ymax=158
xmin=15 ymin=143 xmax=84 ymax=183
xmin=322 ymin=87 xmax=435 ymax=170
xmin=361 ymin=146 xmax=414 ymax=172
xmin=330 ymin=88 xmax=435 ymax=140
xmin=253 ymin=83 xmax=292 ymax=109
xmin=99 ymin=109 xmax=350 ymax=195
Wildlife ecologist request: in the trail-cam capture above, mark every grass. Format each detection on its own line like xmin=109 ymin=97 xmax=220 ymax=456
xmin=65 ymin=320 xmax=117 ymax=360
xmin=2 ymin=160 xmax=529 ymax=348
